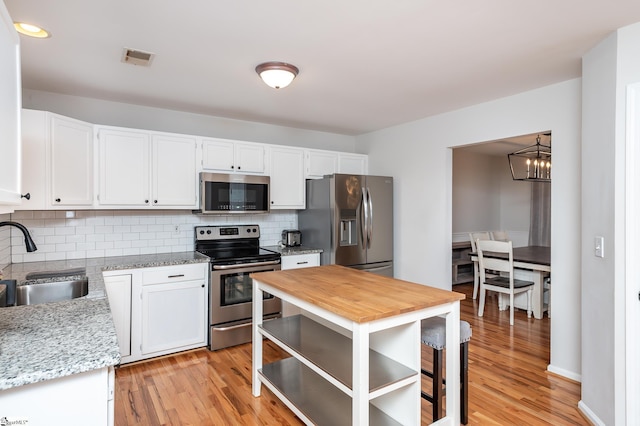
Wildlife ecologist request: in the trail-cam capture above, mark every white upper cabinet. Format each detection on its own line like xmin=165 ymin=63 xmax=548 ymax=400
xmin=202 ymin=138 xmax=266 ymax=174
xmin=50 ymin=115 xmax=93 ymax=206
xmin=338 ymin=153 xmax=368 ymax=175
xmin=97 ymin=127 xmax=197 ymax=208
xmin=18 ymin=110 xmax=93 ymax=210
xmin=18 ymin=110 xmax=47 ymax=210
xmin=98 ymin=127 xmax=150 ymax=206
xmin=0 ymin=4 xmax=21 ymax=212
xmin=305 ymin=150 xmax=338 ymax=179
xmin=269 ymin=146 xmax=305 ymax=210
xmin=152 ymin=134 xmax=198 ymax=207
xmin=305 ymin=150 xmax=368 ymax=178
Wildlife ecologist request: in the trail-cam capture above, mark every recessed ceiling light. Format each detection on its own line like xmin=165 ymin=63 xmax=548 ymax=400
xmin=14 ymin=22 xmax=50 ymax=38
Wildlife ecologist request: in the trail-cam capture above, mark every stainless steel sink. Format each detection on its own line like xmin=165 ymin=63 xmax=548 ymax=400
xmin=25 ymin=267 xmax=86 ymax=280
xmin=16 ymin=278 xmax=89 ymax=306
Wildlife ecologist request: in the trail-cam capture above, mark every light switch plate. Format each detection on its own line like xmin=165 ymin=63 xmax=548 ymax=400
xmin=595 ymin=236 xmax=604 ymax=258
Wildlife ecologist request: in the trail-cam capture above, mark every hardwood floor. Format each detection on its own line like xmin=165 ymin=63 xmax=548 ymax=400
xmin=114 ymin=283 xmax=588 ymax=425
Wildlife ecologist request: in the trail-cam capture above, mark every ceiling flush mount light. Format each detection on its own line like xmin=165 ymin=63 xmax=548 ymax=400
xmin=14 ymin=22 xmax=50 ymax=38
xmin=507 ymin=133 xmax=552 ymax=182
xmin=255 ymin=62 xmax=299 ymax=89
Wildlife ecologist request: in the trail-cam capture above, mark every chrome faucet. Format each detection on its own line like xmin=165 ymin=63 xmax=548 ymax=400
xmin=0 ymin=221 xmax=38 ymax=252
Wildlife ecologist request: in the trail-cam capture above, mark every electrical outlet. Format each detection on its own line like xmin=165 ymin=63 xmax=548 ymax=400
xmin=174 ymin=225 xmax=180 ymax=234
xmin=594 ymin=236 xmax=604 ymax=258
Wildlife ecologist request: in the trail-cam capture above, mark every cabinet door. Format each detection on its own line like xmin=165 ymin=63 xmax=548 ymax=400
xmin=152 ymin=134 xmax=197 ymax=207
xmin=338 ymin=153 xmax=368 ymax=175
xmin=98 ymin=128 xmax=150 ymax=206
xmin=0 ymin=6 xmax=21 ymax=211
xmin=50 ymin=115 xmax=93 ymax=207
xmin=281 ymin=253 xmax=320 ymax=317
xmin=104 ymin=274 xmax=132 ymax=357
xmin=141 ymin=280 xmax=207 ymax=355
xmin=17 ymin=109 xmax=47 ymax=210
xmin=270 ymin=146 xmax=305 ymax=209
xmin=235 ymin=142 xmax=265 ymax=174
xmin=306 ymin=150 xmax=337 ymax=179
xmin=202 ymin=138 xmax=235 ymax=172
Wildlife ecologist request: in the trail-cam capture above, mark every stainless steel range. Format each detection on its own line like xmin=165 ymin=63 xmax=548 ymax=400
xmin=195 ymin=224 xmax=281 ymax=351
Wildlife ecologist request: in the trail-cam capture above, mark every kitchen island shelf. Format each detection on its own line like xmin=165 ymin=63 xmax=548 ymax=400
xmin=259 ymin=314 xmax=417 ymax=396
xmin=252 ymin=265 xmax=464 ymax=425
xmin=260 ymin=357 xmax=402 ymax=426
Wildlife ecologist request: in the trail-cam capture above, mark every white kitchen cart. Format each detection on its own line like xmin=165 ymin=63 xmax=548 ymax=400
xmin=252 ymin=265 xmax=464 ymax=425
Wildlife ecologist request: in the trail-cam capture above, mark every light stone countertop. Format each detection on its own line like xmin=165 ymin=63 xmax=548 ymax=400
xmin=262 ymin=245 xmax=323 ymax=256
xmin=0 ymin=251 xmax=210 ymax=391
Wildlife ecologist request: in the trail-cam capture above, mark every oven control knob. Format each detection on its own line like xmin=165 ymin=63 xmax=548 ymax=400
xmin=207 ymin=230 xmax=212 ymax=234
xmin=199 ymin=230 xmax=204 ymax=235
xmin=246 ymin=229 xmax=250 ymax=233
xmin=252 ymin=228 xmax=257 ymax=233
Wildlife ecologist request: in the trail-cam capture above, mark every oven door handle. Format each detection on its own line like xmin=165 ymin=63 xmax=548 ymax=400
xmin=212 ymin=259 xmax=281 ymax=270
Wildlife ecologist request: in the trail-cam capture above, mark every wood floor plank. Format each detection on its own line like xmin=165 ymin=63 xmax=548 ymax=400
xmin=114 ymin=282 xmax=588 ymax=425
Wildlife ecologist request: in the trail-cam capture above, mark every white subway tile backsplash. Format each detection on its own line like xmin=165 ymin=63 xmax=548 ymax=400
xmin=45 ymin=235 xmax=67 ymax=244
xmin=8 ymin=209 xmax=297 ymax=263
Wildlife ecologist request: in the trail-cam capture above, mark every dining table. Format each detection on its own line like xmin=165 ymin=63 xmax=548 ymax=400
xmin=469 ymin=245 xmax=550 ymax=319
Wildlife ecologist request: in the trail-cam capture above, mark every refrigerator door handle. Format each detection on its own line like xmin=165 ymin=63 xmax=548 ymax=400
xmin=367 ymin=187 xmax=373 ymax=247
xmin=361 ymin=187 xmax=369 ymax=247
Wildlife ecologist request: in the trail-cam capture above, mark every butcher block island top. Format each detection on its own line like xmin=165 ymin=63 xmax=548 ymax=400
xmin=251 ymin=264 xmax=464 ymax=323
xmin=251 ymin=265 xmax=465 ymax=425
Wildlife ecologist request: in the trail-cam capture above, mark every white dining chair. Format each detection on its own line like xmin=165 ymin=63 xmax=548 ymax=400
xmin=469 ymin=231 xmax=491 ymax=299
xmin=490 ymin=230 xmax=509 ymax=241
xmin=476 ymin=239 xmax=534 ymax=326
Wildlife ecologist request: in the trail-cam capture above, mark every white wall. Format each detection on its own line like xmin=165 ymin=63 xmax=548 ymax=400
xmin=452 ymin=150 xmax=501 ymax=233
xmin=9 ymin=210 xmax=296 ymax=263
xmin=580 ymin=22 xmax=640 ymax=425
xmin=452 ymin=149 xmax=531 ymax=245
xmin=356 ymin=79 xmax=582 ymax=379
xmin=22 ymin=89 xmax=357 ymax=151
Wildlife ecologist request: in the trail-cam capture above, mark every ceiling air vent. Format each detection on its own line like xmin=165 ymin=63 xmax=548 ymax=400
xmin=121 ymin=48 xmax=155 ymax=67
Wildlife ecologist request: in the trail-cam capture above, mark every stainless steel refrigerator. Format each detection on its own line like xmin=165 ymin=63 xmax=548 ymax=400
xmin=298 ymin=174 xmax=393 ymax=277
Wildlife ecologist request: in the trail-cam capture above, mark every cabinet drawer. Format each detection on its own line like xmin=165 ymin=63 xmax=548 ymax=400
xmin=142 ymin=264 xmax=206 ymax=285
xmin=281 ymin=253 xmax=320 ymax=270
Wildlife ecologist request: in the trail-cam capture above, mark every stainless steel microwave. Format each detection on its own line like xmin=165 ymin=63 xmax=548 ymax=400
xmin=196 ymin=172 xmax=270 ymax=214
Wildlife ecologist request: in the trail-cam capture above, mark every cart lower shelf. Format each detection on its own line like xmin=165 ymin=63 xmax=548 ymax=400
xmin=260 ymin=357 xmax=403 ymax=426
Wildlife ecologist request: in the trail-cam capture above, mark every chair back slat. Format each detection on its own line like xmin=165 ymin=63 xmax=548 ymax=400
xmin=469 ymin=231 xmax=491 ymax=252
xmin=476 ymin=239 xmax=514 ymax=277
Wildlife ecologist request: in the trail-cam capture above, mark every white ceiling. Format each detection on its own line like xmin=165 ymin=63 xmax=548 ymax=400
xmin=6 ymin=0 xmax=640 ymax=136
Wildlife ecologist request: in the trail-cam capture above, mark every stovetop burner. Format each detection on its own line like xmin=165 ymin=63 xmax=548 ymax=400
xmin=194 ymin=225 xmax=280 ymax=266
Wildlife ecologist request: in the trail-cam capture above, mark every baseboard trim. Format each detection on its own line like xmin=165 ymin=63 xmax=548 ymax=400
xmin=547 ymin=364 xmax=581 ymax=382
xmin=578 ymin=400 xmax=605 ymax=426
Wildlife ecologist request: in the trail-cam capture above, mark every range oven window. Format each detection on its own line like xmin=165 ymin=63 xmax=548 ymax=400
xmin=219 ymin=271 xmax=274 ymax=306
xmin=204 ymin=181 xmax=268 ymax=212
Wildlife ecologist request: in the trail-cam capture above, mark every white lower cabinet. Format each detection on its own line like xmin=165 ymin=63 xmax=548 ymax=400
xmin=0 ymin=367 xmax=115 ymax=426
xmin=280 ymin=253 xmax=320 ymax=317
xmin=141 ymin=279 xmax=207 ymax=356
xmin=104 ymin=274 xmax=132 ymax=357
xmin=281 ymin=253 xmax=320 ymax=270
xmin=102 ymin=262 xmax=208 ymax=364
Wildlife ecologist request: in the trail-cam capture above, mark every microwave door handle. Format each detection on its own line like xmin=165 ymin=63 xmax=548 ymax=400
xmin=367 ymin=187 xmax=373 ymax=247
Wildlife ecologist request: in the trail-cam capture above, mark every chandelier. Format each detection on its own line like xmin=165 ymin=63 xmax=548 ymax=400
xmin=507 ymin=133 xmax=552 ymax=182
